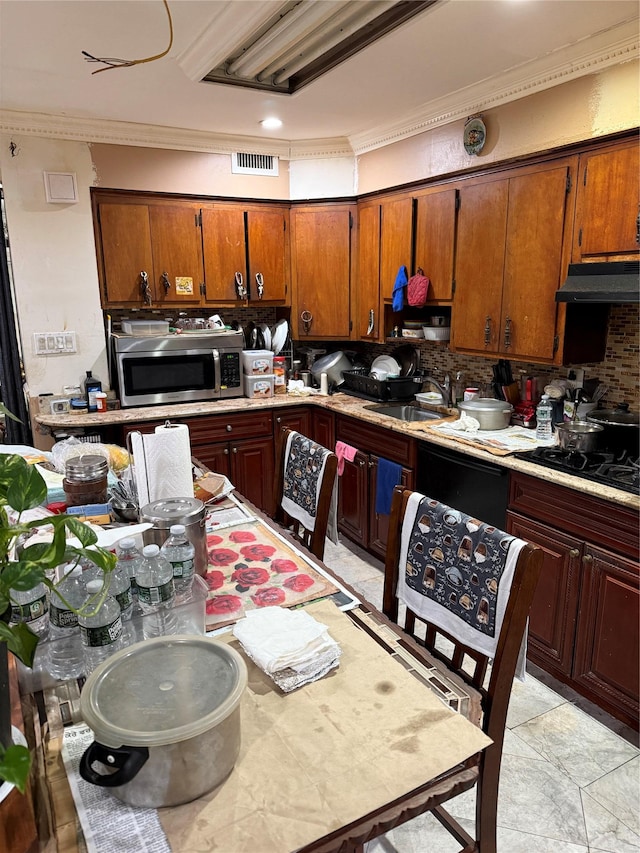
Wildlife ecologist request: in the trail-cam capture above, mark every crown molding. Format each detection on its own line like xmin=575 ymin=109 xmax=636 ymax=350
xmin=348 ymin=21 xmax=639 ymax=154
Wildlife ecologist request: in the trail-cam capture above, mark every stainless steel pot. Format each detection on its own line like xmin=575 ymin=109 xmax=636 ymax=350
xmin=457 ymin=399 xmax=513 ymax=430
xmin=79 ymin=636 xmax=247 ymax=808
xmin=310 ymin=350 xmax=353 ymax=387
xmin=587 ymin=404 xmax=640 ymax=456
xmin=555 ymin=421 xmax=604 ymax=452
xmin=140 ymin=497 xmax=207 ymax=577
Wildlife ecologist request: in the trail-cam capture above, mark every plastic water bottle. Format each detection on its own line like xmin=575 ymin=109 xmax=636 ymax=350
xmin=80 ymin=554 xmax=132 ymax=620
xmin=115 ymin=537 xmax=143 ymax=616
xmin=160 ymin=524 xmax=195 ymax=602
xmin=79 ymin=579 xmax=124 ymax=674
xmin=46 ymin=564 xmax=86 ymax=680
xmin=10 ymin=582 xmax=49 ymax=638
xmin=135 ymin=544 xmax=177 ymax=638
xmin=536 ymin=394 xmax=554 ymax=443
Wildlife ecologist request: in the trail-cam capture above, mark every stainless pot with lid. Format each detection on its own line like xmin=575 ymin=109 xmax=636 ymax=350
xmin=586 ymin=403 xmax=640 ymax=456
xmin=457 ymin=399 xmax=513 ymax=430
xmin=140 ymin=497 xmax=207 ymax=577
xmin=79 ymin=635 xmax=247 ymax=807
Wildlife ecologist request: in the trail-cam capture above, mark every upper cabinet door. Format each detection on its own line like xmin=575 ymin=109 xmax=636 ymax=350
xmin=149 ymin=204 xmax=203 ymax=305
xmin=380 ymin=196 xmax=414 ymax=303
xmin=97 ymin=203 xmax=155 ymax=306
xmin=246 ymin=208 xmax=289 ymax=303
xmin=414 ymin=187 xmax=457 ymax=302
xmin=356 ymin=203 xmax=381 ymax=341
xmin=573 ymin=141 xmax=640 ymax=260
xmin=452 ymin=179 xmax=509 ymax=353
xmin=201 ymin=206 xmax=247 ymax=304
xmin=291 ymin=205 xmax=354 ymax=340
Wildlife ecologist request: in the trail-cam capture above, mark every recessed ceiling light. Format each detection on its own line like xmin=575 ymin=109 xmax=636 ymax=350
xmin=260 ymin=118 xmax=283 ymax=130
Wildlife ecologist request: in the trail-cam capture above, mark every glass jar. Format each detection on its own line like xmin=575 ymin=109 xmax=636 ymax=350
xmin=63 ymin=454 xmax=109 ymax=507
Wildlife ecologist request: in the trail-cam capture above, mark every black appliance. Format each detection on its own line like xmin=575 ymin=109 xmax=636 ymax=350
xmin=555 ymin=261 xmax=640 ymax=303
xmin=417 ymin=443 xmax=510 ymax=530
xmin=515 ymin=446 xmax=640 ymax=495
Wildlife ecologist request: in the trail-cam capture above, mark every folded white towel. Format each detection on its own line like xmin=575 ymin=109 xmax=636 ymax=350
xmin=449 ymin=412 xmax=481 ymax=433
xmin=233 ymin=606 xmax=341 ymax=692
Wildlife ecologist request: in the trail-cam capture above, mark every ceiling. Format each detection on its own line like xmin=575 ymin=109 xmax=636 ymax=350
xmin=0 ymin=0 xmax=638 ymax=157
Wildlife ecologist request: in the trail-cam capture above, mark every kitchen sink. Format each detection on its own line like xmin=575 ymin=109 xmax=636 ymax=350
xmin=364 ymin=403 xmax=446 ymax=422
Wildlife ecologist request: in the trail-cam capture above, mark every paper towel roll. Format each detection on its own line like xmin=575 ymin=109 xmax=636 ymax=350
xmin=132 ymin=423 xmax=194 ymax=505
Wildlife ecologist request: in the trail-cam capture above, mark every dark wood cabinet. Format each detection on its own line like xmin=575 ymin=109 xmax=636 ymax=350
xmin=572 ymin=139 xmax=640 ymax=261
xmin=273 ymin=406 xmax=312 ymax=444
xmin=200 ymin=204 xmax=289 ymax=305
xmin=414 ymin=186 xmax=457 ymax=303
xmin=290 ymin=204 xmax=355 ymax=339
xmin=508 ymin=471 xmax=639 ymax=729
xmin=94 ymin=199 xmax=203 ymax=308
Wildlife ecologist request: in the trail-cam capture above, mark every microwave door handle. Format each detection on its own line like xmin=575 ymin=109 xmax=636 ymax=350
xmin=213 ymin=349 xmax=221 ymax=393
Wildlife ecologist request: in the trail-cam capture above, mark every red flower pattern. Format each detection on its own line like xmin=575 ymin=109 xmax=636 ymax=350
xmin=252 ymin=587 xmax=286 ymax=607
xmin=270 ymin=558 xmax=298 ymax=574
xmin=206 ymin=595 xmax=243 ymax=615
xmin=208 ymin=548 xmax=239 ymax=566
xmin=205 ymin=570 xmax=225 ymax=591
xmin=228 ymin=530 xmax=257 ymax=543
xmin=239 ymin=544 xmax=276 ymax=561
xmin=231 ymin=567 xmax=270 ymax=587
xmin=207 ymin=534 xmax=223 ymax=546
xmin=283 ymin=574 xmax=315 ymax=593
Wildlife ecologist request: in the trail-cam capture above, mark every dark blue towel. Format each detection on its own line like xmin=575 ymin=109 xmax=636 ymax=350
xmin=375 ymin=457 xmax=403 ymax=515
xmin=391 ymin=265 xmax=408 ymax=312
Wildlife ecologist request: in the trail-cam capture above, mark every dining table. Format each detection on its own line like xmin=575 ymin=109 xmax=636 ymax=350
xmin=16 ymin=490 xmax=491 ymax=853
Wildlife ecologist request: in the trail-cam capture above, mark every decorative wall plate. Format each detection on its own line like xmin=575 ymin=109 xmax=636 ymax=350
xmin=463 ymin=116 xmax=486 ymax=155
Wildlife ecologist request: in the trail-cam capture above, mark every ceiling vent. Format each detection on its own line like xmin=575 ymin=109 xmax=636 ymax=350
xmin=203 ymin=0 xmax=437 ymax=94
xmin=232 ymin=152 xmax=279 ymax=177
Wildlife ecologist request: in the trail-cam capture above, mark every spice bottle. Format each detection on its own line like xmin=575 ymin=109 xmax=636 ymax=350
xmin=63 ymin=454 xmax=109 ymax=507
xmin=273 ymin=357 xmax=286 ymax=394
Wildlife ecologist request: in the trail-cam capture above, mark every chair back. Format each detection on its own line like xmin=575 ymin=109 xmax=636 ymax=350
xmin=273 ymin=428 xmax=338 ymax=560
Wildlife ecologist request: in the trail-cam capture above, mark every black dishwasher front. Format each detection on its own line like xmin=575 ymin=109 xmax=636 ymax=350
xmin=417 ymin=442 xmax=510 ymax=530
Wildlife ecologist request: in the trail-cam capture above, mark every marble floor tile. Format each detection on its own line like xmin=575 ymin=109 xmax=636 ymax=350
xmin=513 ymin=702 xmax=639 ymax=788
xmin=506 ymin=671 xmax=566 ymax=729
xmin=581 ymin=789 xmax=640 ymax=853
xmin=585 ymin=756 xmax=640 ymax=836
xmin=502 ymin=727 xmax=545 ymax=760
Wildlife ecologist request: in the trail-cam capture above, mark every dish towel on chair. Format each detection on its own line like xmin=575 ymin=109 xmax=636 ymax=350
xmin=392 ymin=265 xmax=408 ymax=312
xmin=397 ymin=492 xmax=529 ymax=679
xmin=281 ymin=431 xmax=332 ymax=535
xmin=375 ymin=458 xmax=402 ymax=515
xmin=335 ymin=441 xmax=358 ymax=476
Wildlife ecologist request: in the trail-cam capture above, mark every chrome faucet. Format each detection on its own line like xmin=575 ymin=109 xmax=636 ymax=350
xmin=423 ymin=375 xmax=451 ymax=407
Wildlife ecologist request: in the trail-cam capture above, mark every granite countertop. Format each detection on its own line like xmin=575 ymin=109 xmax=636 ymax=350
xmin=35 ymin=392 xmax=639 ymax=511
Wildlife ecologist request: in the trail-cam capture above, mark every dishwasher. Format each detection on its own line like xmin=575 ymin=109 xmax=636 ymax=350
xmin=417 ymin=442 xmax=510 ymax=530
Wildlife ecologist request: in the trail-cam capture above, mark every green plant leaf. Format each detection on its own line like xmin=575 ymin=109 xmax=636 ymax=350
xmin=0 ymin=560 xmax=47 ymax=592
xmin=0 ymin=743 xmax=31 ymax=792
xmin=0 ymin=402 xmax=22 ymax=424
xmin=0 ymin=621 xmax=39 ymax=667
xmin=63 ymin=516 xmax=99 ymax=547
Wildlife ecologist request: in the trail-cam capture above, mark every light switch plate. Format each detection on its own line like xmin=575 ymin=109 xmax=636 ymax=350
xmin=566 ymin=367 xmax=585 ymax=389
xmin=33 ymin=331 xmax=77 ymax=355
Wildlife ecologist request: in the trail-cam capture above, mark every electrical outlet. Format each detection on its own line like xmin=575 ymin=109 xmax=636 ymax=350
xmin=566 ymin=368 xmax=585 ymax=389
xmin=33 ymin=331 xmax=77 ymax=355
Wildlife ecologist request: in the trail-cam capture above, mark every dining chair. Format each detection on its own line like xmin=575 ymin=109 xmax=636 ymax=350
xmin=273 ymin=427 xmax=338 ymax=560
xmin=373 ymin=485 xmax=543 ymax=853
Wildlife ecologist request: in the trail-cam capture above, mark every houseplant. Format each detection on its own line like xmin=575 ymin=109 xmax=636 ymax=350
xmin=0 ymin=418 xmax=116 ymax=793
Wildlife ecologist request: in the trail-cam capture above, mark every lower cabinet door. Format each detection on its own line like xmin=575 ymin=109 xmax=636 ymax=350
xmin=369 ymin=459 xmax=412 ymax=562
xmin=573 ymin=545 xmax=639 ymax=729
xmin=337 ymin=451 xmax=369 ymax=548
xmin=507 ymin=511 xmax=582 ymax=678
xmin=312 ymin=410 xmax=335 ymax=451
xmin=231 ymin=436 xmax=275 ymax=516
xmin=194 ymin=444 xmax=231 ymax=479
xmin=273 ymin=408 xmax=312 ymax=442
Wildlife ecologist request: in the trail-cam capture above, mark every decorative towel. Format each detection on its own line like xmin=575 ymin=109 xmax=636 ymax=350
xmin=233 ymin=606 xmax=341 ymax=692
xmin=397 ymin=492 xmax=528 ymax=679
xmin=281 ymin=432 xmax=332 ymax=535
xmin=392 ymin=265 xmax=408 ymax=312
xmin=335 ymin=441 xmax=358 ymax=476
xmin=375 ymin=458 xmax=402 ymax=516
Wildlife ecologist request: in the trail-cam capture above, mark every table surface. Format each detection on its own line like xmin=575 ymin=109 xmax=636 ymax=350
xmin=19 ymin=496 xmax=490 ymax=853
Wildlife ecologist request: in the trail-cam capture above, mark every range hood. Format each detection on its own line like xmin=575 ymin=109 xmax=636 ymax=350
xmin=556 ymin=261 xmax=640 ymax=303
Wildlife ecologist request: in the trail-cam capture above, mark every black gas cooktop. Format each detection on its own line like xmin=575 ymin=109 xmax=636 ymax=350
xmin=515 ymin=447 xmax=640 ymax=495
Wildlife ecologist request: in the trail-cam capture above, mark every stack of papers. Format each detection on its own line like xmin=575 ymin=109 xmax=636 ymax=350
xmin=233 ymin=606 xmax=341 ymax=692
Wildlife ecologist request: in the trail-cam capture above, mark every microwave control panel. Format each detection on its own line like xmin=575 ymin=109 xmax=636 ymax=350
xmin=220 ymin=351 xmax=241 ymax=389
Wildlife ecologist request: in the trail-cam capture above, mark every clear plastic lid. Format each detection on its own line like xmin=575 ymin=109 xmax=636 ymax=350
xmin=80 ymin=636 xmax=247 ymax=748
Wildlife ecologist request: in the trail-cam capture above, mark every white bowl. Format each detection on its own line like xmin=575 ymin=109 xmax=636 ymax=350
xmin=423 ymin=326 xmax=450 ymax=341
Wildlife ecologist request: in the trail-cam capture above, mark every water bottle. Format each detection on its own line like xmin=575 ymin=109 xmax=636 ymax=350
xmin=115 ymin=537 xmax=143 ymax=616
xmin=536 ymin=394 xmax=554 ymax=443
xmin=10 ymin=581 xmax=49 ymax=638
xmin=46 ymin=564 xmax=86 ymax=680
xmin=79 ymin=579 xmax=124 ymax=674
xmin=160 ymin=524 xmax=195 ymax=602
xmin=135 ymin=544 xmax=177 ymax=638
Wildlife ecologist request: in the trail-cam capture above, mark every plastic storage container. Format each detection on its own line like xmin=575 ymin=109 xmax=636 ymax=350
xmin=121 ymin=319 xmax=170 ymax=336
xmin=241 ymin=350 xmax=274 ymax=375
xmin=243 ymin=374 xmax=274 ymax=398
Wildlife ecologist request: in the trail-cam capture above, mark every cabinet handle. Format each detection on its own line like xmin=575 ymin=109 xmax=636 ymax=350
xmin=140 ymin=271 xmax=152 ymax=305
xmin=224 ymin=448 xmax=229 ymax=455
xmin=484 ymin=316 xmax=491 ymax=347
xmin=276 ymin=417 xmax=282 ymax=424
xmin=255 ymin=272 xmax=264 ymax=299
xmin=367 ymin=309 xmax=375 ymax=336
xmin=232 ymin=446 xmax=238 ymax=454
xmin=503 ymin=316 xmax=512 ymax=349
xmin=582 ymin=554 xmax=593 ymax=564
xmin=235 ymin=271 xmax=246 ymax=300
xmin=301 ymin=310 xmax=313 ymax=334
xmin=226 ymin=424 xmax=233 ymax=433
xmin=636 ymin=206 xmax=640 ymax=245
xmin=569 ymin=548 xmax=580 ymax=558
xmin=161 ymin=271 xmax=170 ymax=293
xmin=358 ymin=459 xmax=366 ymax=468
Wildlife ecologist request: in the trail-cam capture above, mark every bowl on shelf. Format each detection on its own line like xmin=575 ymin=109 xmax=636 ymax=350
xmin=423 ymin=326 xmax=450 ymax=341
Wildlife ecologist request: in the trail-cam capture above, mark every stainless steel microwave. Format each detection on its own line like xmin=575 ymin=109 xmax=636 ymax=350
xmin=111 ymin=330 xmax=244 ymax=408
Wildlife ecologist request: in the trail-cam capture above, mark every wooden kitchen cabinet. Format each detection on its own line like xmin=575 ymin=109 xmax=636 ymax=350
xmin=413 ymin=185 xmax=457 ymax=302
xmin=312 ymin=409 xmax=335 ymax=450
xmin=290 ymin=203 xmax=355 ymax=340
xmin=508 ymin=471 xmax=639 ymax=729
xmin=273 ymin=406 xmax=312 ymax=444
xmin=200 ymin=204 xmax=289 ymax=305
xmin=572 ymin=138 xmax=640 ymax=261
xmin=336 ymin=415 xmax=416 ymax=559
xmin=93 ymin=197 xmax=203 ymax=308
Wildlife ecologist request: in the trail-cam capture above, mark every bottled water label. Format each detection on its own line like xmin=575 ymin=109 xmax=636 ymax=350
xmin=138 ymin=580 xmax=173 ymax=606
xmin=80 ymin=616 xmax=123 ymax=647
xmin=11 ymin=594 xmax=48 ymax=624
xmin=50 ymin=603 xmax=78 ymax=629
xmin=114 ymin=587 xmax=133 ymax=614
xmin=169 ymin=559 xmax=193 ymax=579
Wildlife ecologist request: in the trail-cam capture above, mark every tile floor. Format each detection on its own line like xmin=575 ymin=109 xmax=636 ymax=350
xmin=322 ymin=535 xmax=640 ymax=853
